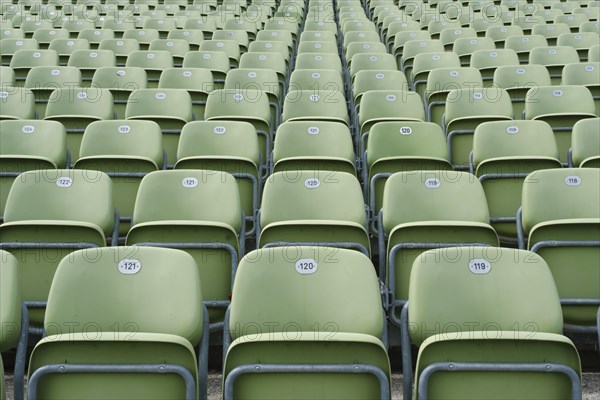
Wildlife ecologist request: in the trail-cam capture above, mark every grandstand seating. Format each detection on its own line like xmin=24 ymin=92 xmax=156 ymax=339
xmin=1 ymin=0 xmax=599 ymax=397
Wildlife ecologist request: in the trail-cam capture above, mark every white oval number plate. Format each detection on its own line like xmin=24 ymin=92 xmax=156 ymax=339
xmin=118 ymin=259 xmax=141 ymax=275
xmin=295 ymin=258 xmax=317 ymax=275
xmin=56 ymin=177 xmax=73 ymax=187
xmin=305 ymin=178 xmax=320 ymax=189
xmin=565 ymin=176 xmax=581 ymax=186
xmin=469 ymin=259 xmax=491 ymax=275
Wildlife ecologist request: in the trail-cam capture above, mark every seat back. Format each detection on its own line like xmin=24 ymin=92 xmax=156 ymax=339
xmin=571 ymin=117 xmax=600 ymax=167
xmin=0 ymin=250 xmax=21 ymax=352
xmin=224 ymin=246 xmax=390 ymax=400
xmin=28 ymin=246 xmax=203 ymax=400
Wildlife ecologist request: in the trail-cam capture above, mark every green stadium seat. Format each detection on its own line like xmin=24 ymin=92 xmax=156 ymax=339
xmin=569 ymin=118 xmax=600 ymax=168
xmin=24 ymin=65 xmax=81 ymax=117
xmin=0 ymin=86 xmax=35 ymax=120
xmin=159 ymin=67 xmax=213 ymax=120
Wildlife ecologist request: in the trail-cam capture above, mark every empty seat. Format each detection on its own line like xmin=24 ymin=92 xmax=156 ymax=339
xmin=295 ymin=53 xmax=343 ymax=76
xmin=562 ymin=62 xmax=600 ymax=115
xmin=98 ymin=38 xmax=140 ymax=66
xmin=224 ymin=68 xmax=281 ymax=126
xmin=74 ymin=120 xmax=163 ymax=237
xmin=505 ymin=34 xmax=548 ymax=63
xmin=380 ymin=171 xmax=499 ymax=325
xmin=204 ymin=89 xmax=272 ymax=165
xmin=31 ymin=28 xmax=69 ymax=49
xmin=400 ymin=39 xmax=444 ymax=78
xmin=470 ymin=48 xmax=520 ymax=86
xmin=471 ymin=120 xmax=562 ymax=242
xmin=125 ymin=169 xmax=243 ymax=324
xmin=258 ymin=170 xmax=370 ymax=255
xmin=518 ymin=168 xmax=600 ymax=336
xmin=44 ymin=87 xmax=114 ymax=162
xmin=350 ymin=52 xmax=398 ymax=82
xmin=125 ymin=88 xmax=192 ymax=167
xmin=9 ymin=49 xmax=58 ymax=81
xmin=122 ymin=28 xmax=160 ymax=50
xmin=411 ymin=51 xmax=461 ymax=96
xmin=530 ymin=46 xmax=581 ymax=84
xmin=1 ymin=38 xmax=38 ymax=66
xmin=532 ymin=22 xmax=572 ymax=45
xmin=67 ymin=49 xmax=116 ymax=85
xmin=453 ymin=36 xmax=496 ymax=66
xmin=570 ymin=118 xmax=600 ymax=167
xmin=445 ymin=87 xmax=514 ymax=167
xmin=26 ymin=246 xmax=208 ymax=400
xmin=0 ymin=87 xmax=35 ymax=120
xmin=524 ymin=85 xmax=596 ymax=163
xmin=183 ymin=50 xmax=230 ymax=88
xmin=365 ymin=122 xmax=452 ymax=232
xmin=0 ymin=66 xmax=15 ymax=86
xmin=199 ymin=39 xmax=240 ymax=68
xmin=402 ymin=246 xmax=581 ymax=400
xmin=485 ymin=25 xmax=524 ymax=48
xmin=282 ymin=89 xmax=349 ymax=127
xmin=24 ymin=65 xmax=81 ymax=117
xmin=272 ymin=121 xmax=356 ymax=175
xmin=0 ymin=250 xmax=21 ymax=352
xmin=223 ymin=246 xmax=391 ymax=400
xmin=167 ymin=28 xmax=204 ymax=51
xmin=174 ymin=121 xmax=260 ymax=235
xmin=91 ymin=66 xmax=148 ymax=119
xmin=159 ymin=67 xmax=213 ymax=120
xmin=48 ymin=38 xmax=90 ymax=65
xmin=493 ymin=64 xmax=552 ymax=119
xmin=125 ymin=50 xmax=173 ymax=87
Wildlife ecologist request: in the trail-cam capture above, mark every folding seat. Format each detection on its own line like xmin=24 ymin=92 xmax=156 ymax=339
xmin=438 ymin=26 xmax=476 ymax=51
xmin=19 ymin=20 xmax=53 ymax=38
xmin=77 ymin=28 xmax=115 ymax=49
xmin=0 ymin=86 xmax=35 ymax=119
xmin=411 ymin=51 xmax=460 ymax=96
xmin=158 ymin=67 xmax=213 ymax=121
xmin=562 ymin=62 xmax=600 ymax=115
xmin=512 ymin=14 xmax=546 ymax=34
xmin=557 ymin=32 xmax=600 ymax=60
xmin=524 ymin=85 xmax=596 ymax=163
xmin=61 ymin=18 xmax=95 ymax=38
xmin=74 ymin=120 xmax=163 ymax=237
xmin=574 ymin=6 xmax=600 ymax=22
xmin=485 ymin=25 xmax=523 ymax=48
xmin=31 ymin=28 xmax=68 ymax=49
xmin=223 ymin=18 xmax=258 ymax=40
xmin=166 ymin=29 xmax=204 ymax=51
xmin=255 ymin=29 xmax=294 ymax=56
xmin=400 ymin=39 xmax=444 ymax=78
xmin=305 ymin=20 xmax=339 ymax=37
xmin=142 ymin=17 xmax=177 ymax=38
xmin=182 ymin=17 xmax=217 ymax=40
xmin=47 ymin=37 xmax=89 ymax=65
xmin=424 ymin=67 xmax=484 ymax=127
xmin=380 ymin=170 xmax=499 ymax=324
xmin=91 ymin=66 xmax=147 ymax=119
xmin=0 ymin=66 xmax=15 ymax=87
xmin=258 ymin=171 xmax=370 ymax=255
xmin=44 ymin=87 xmax=114 ymax=161
xmin=346 ymin=42 xmax=388 ymax=67
xmin=555 ymin=13 xmax=589 ymax=31
xmin=580 ymin=20 xmax=600 ymax=34
xmin=505 ymin=34 xmax=548 ymax=63
xmin=98 ymin=19 xmax=135 ymax=39
xmin=471 ymin=120 xmax=562 ymax=242
xmin=126 ymin=170 xmax=242 ymax=325
xmin=24 ymin=65 xmax=81 ymax=117
xmin=470 ymin=48 xmax=520 ymax=86
xmin=343 ymin=30 xmax=380 ymax=50
xmin=124 ymin=88 xmax=191 ymax=167
xmin=248 ymin=39 xmax=291 ymax=65
xmin=97 ymin=38 xmax=140 ymax=66
xmin=299 ymin=29 xmax=335 ymax=44
xmin=0 ymin=29 xmax=25 ymax=42
xmin=401 ymin=246 xmax=581 ymax=400
xmin=534 ymin=8 xmax=566 ymax=23
xmin=294 ymin=52 xmax=343 ymax=77
xmin=452 ymin=36 xmax=496 ymax=66
xmin=272 ymin=121 xmax=356 ymax=176
xmin=532 ymin=22 xmax=572 ymax=46
xmin=553 ymin=0 xmax=581 ymax=14
xmin=392 ymin=31 xmax=431 ymax=67
xmin=444 ymin=87 xmax=514 ymax=168
xmin=0 ymin=249 xmax=20 ymax=357
xmin=224 ymin=68 xmax=281 ymax=126
xmin=199 ymin=39 xmax=240 ymax=68
xmin=427 ymin=19 xmax=461 ymax=40
xmin=282 ymin=89 xmax=349 ymax=132
xmin=591 ymin=44 xmax=600 ymax=62
xmin=350 ymin=52 xmax=397 ymax=83
xmin=26 ymin=246 xmax=208 ymax=400
xmin=125 ymin=50 xmax=173 ymax=88
xmin=202 ymin=88 xmax=271 ymax=161
xmin=183 ymin=50 xmax=230 ymax=88
xmin=365 ymin=121 xmax=452 ymax=232
xmin=1 ymin=37 xmax=39 ymax=66
xmin=122 ymin=28 xmax=160 ymax=50
xmin=0 ymin=168 xmax=115 ymax=351
xmin=518 ymin=168 xmax=600 ymax=341
xmin=175 ymin=121 xmax=260 ymax=235
xmin=358 ymin=90 xmax=425 ymax=154
xmin=147 ymin=38 xmax=189 ymax=67
xmin=352 ymin=69 xmax=408 ymax=107
xmin=493 ymin=64 xmax=552 ymax=120
xmin=569 ymin=117 xmax=600 ymax=168
xmin=387 ymin=20 xmax=423 ymax=50
xmin=8 ymin=48 xmax=58 ymax=83
xmin=288 ymin=68 xmax=344 ymax=95
xmin=223 ymin=246 xmax=390 ymax=400
xmin=530 ymin=46 xmax=581 ymax=84
xmin=67 ymin=49 xmax=116 ymax=86
xmin=213 ymin=29 xmax=249 ymax=53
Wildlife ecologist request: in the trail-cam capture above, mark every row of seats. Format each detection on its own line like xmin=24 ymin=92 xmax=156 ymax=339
xmin=0 ymin=243 xmax=593 ymax=399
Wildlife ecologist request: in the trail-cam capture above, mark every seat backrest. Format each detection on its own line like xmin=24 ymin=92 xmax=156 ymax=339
xmin=45 ymin=246 xmax=203 ymax=346
xmin=521 ymin=168 xmax=600 ymax=235
xmin=78 ymin=120 xmax=163 ymax=168
xmin=562 ymin=61 xmax=600 ymax=85
xmin=445 ymin=87 xmax=513 ymax=124
xmin=382 ymin=171 xmax=491 ymax=232
xmin=408 ymin=246 xmax=563 ymax=346
xmin=525 ymin=85 xmax=596 ymax=118
xmin=230 ymin=247 xmax=384 ymax=340
xmin=158 ymin=67 xmax=213 ymax=92
xmin=288 ymin=68 xmax=344 ymax=92
xmin=176 ymin=120 xmax=260 ymax=167
xmin=0 ymin=250 xmax=21 ymax=352
xmin=9 ymin=49 xmax=58 ymax=68
xmin=125 ymin=49 xmax=174 ymax=69
xmin=0 ymin=119 xmax=67 ymax=167
xmin=359 ymin=90 xmax=425 ymax=129
xmin=571 ymin=118 xmax=600 ymax=167
xmin=67 ymin=49 xmax=116 ymax=68
xmin=91 ymin=66 xmax=148 ymax=91
xmin=0 ymin=87 xmax=35 ymax=119
xmin=282 ymin=90 xmax=349 ymax=125
xmin=3 ymin=169 xmax=114 ymax=236
xmin=260 ymin=170 xmax=366 ymax=227
xmin=493 ymin=64 xmax=552 ymax=88
xmin=45 ymin=87 xmax=114 ymax=120
xmin=125 ymin=88 xmax=192 ymax=121
xmin=25 ymin=66 xmax=82 ymax=89
xmin=473 ymin=120 xmax=559 ymax=164
xmin=132 ymin=169 xmax=241 ymax=233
